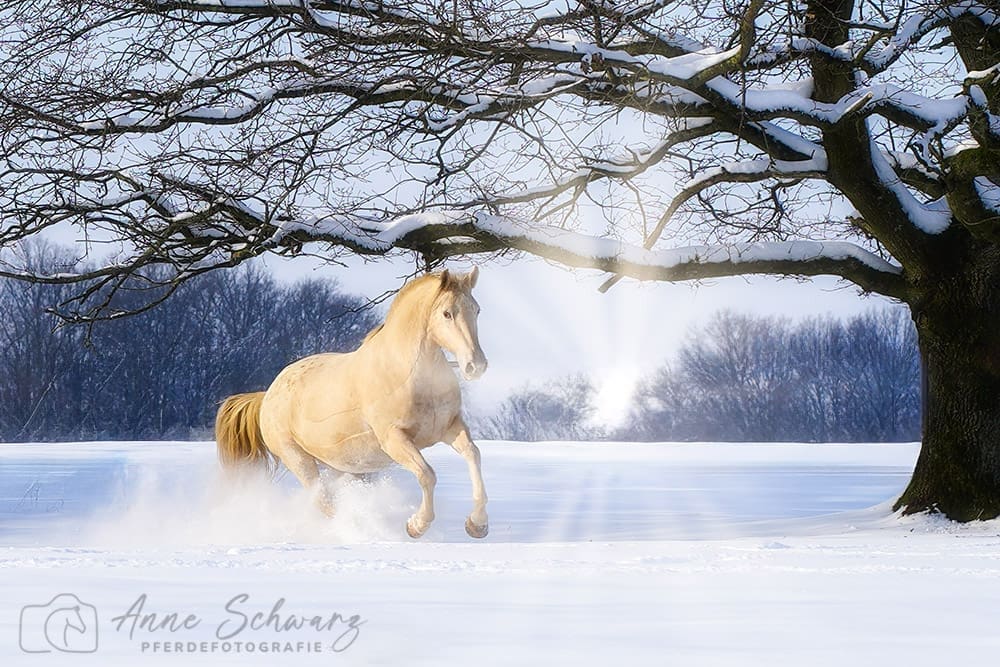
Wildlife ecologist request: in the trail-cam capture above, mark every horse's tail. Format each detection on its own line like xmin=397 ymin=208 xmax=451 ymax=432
xmin=215 ymin=392 xmax=273 ymax=473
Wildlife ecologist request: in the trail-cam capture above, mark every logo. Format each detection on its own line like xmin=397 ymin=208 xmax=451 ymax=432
xmin=16 ymin=592 xmax=362 ymax=655
xmin=19 ymin=593 xmax=99 ymax=653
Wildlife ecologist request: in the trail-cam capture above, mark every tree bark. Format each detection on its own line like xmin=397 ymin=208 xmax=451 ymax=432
xmin=895 ymin=246 xmax=1000 ymax=520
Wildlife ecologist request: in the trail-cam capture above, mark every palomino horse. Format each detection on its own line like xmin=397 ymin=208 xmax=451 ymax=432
xmin=215 ymin=268 xmax=489 ymax=538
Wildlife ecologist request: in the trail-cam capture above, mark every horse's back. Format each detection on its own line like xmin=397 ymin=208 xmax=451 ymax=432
xmin=263 ymin=351 xmax=358 ymax=423
xmin=260 ymin=351 xmax=389 ymax=472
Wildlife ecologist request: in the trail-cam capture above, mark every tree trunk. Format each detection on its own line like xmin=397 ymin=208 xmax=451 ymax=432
xmin=895 ymin=249 xmax=1000 ymax=520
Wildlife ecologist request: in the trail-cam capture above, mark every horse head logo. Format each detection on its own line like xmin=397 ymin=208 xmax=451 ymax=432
xmin=19 ymin=593 xmax=99 ymax=653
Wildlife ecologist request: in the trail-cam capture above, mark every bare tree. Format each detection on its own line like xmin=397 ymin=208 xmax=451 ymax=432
xmin=0 ymin=251 xmax=377 ymax=441
xmin=623 ymin=309 xmax=921 ymax=442
xmin=678 ymin=312 xmax=798 ymax=440
xmin=477 ymin=375 xmax=599 ymax=441
xmin=1 ymin=0 xmax=998 ymax=518
xmin=0 ymin=242 xmax=84 ymax=439
xmin=840 ymin=309 xmax=921 ymax=441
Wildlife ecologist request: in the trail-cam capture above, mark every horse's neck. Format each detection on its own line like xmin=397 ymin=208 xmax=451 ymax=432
xmin=369 ymin=313 xmax=450 ymax=389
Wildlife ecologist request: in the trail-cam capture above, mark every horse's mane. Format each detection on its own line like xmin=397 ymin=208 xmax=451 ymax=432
xmin=361 ymin=272 xmax=451 ymax=346
xmin=361 ymin=323 xmax=384 ymax=345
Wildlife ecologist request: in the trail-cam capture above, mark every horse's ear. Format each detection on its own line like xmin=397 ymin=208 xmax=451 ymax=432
xmin=466 ymin=266 xmax=479 ymax=289
xmin=439 ymin=269 xmax=454 ymax=291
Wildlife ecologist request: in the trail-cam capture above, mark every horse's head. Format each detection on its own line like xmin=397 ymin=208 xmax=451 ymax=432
xmin=429 ymin=267 xmax=488 ymax=380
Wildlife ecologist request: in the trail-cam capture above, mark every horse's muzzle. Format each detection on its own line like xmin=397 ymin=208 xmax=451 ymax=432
xmin=462 ymin=356 xmax=488 ymax=381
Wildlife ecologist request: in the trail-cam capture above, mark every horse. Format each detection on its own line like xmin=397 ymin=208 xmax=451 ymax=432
xmin=214 ymin=268 xmax=490 ymax=539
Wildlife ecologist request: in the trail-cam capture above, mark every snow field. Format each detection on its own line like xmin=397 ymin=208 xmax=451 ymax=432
xmin=2 ymin=441 xmax=999 ymax=666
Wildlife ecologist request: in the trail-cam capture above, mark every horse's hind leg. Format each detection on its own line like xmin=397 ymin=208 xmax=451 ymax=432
xmin=269 ymin=439 xmax=335 ymax=517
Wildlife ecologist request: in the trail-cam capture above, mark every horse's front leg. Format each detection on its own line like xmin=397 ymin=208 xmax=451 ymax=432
xmin=382 ymin=428 xmax=437 ymax=538
xmin=445 ymin=418 xmax=489 ymax=538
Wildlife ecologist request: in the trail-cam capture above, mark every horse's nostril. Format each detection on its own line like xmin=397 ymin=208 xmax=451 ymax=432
xmin=465 ymin=362 xmax=475 ymax=375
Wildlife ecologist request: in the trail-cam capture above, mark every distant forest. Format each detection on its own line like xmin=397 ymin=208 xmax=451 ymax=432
xmin=0 ymin=243 xmax=377 ymax=441
xmin=1 ymin=245 xmax=920 ymax=443
xmin=478 ymin=309 xmax=921 ymax=443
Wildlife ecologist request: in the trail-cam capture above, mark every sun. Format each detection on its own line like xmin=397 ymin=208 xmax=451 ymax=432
xmin=590 ymin=368 xmax=640 ymax=431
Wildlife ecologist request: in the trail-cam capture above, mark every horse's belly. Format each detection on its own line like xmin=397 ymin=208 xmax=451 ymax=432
xmin=317 ymin=432 xmax=394 ymax=474
xmin=325 ymin=433 xmax=441 ymax=472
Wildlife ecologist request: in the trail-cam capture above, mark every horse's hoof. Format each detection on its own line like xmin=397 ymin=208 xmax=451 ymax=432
xmin=406 ymin=519 xmax=426 ymax=539
xmin=465 ymin=517 xmax=489 ymax=539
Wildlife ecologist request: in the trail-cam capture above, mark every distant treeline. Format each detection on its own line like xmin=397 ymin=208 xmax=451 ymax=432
xmin=1 ymin=244 xmax=921 ymax=443
xmin=478 ymin=309 xmax=921 ymax=443
xmin=0 ymin=244 xmax=377 ymax=441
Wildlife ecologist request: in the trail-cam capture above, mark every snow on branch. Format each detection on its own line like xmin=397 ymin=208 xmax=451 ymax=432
xmin=865 ymin=1 xmax=1000 ymax=72
xmin=974 ymin=177 xmax=1000 ymax=214
xmin=255 ymin=207 xmax=906 ymax=298
xmin=121 ymin=179 xmax=902 ymax=297
xmin=870 ymin=142 xmax=952 ymax=235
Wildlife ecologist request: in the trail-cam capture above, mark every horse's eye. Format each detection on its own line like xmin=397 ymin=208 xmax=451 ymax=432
xmin=443 ymin=311 xmax=452 ymax=320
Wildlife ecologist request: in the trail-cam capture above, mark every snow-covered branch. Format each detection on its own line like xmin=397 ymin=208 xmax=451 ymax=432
xmin=175 ymin=202 xmax=910 ymax=300
xmin=3 ymin=0 xmax=999 ymax=317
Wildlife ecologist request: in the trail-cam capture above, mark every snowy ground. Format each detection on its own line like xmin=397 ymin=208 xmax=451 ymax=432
xmin=2 ymin=440 xmax=999 ymax=666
